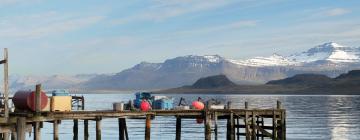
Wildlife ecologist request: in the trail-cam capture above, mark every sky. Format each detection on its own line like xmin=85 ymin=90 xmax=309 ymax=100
xmin=0 ymin=0 xmax=359 ymax=75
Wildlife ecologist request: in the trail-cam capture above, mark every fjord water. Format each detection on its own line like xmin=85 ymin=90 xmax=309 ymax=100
xmin=30 ymin=93 xmax=360 ymax=140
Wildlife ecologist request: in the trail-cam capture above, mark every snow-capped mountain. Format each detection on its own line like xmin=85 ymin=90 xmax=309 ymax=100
xmin=82 ymin=42 xmax=360 ymax=90
xmin=228 ymin=53 xmax=297 ymax=67
xmin=228 ymin=42 xmax=360 ymax=67
xmin=288 ymin=42 xmax=360 ymax=63
xmin=7 ymin=42 xmax=360 ymax=90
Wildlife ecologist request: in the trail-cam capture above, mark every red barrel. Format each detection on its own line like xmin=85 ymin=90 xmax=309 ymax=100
xmin=12 ymin=90 xmax=48 ymax=111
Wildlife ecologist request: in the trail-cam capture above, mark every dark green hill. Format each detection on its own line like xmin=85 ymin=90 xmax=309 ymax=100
xmin=191 ymin=75 xmax=236 ymax=89
xmin=266 ymin=74 xmax=333 ymax=86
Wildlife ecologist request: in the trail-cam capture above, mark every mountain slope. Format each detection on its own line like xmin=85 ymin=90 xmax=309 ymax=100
xmin=81 ymin=42 xmax=360 ymax=90
xmin=190 ymin=75 xmax=236 ymax=89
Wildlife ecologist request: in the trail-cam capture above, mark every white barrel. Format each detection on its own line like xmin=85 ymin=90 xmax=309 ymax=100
xmin=113 ymin=102 xmax=124 ymax=111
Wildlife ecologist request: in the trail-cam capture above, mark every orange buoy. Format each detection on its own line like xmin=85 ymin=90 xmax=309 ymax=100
xmin=192 ymin=101 xmax=205 ymax=110
xmin=140 ymin=100 xmax=151 ymax=111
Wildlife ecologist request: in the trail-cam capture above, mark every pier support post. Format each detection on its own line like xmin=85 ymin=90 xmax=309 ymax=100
xmin=229 ymin=112 xmax=235 ymax=140
xmin=118 ymin=118 xmax=127 ymax=140
xmin=10 ymin=132 xmax=16 ymax=140
xmin=15 ymin=117 xmax=25 ymax=140
xmin=175 ymin=116 xmax=181 ymax=140
xmin=272 ymin=110 xmax=277 ymax=140
xmin=84 ymin=120 xmax=89 ymax=140
xmin=34 ymin=122 xmax=41 ymax=140
xmin=3 ymin=133 xmax=9 ymax=140
xmin=245 ymin=111 xmax=250 ymax=140
xmin=214 ymin=112 xmax=218 ymax=140
xmin=96 ymin=118 xmax=102 ymax=140
xmin=73 ymin=119 xmax=78 ymax=140
xmin=204 ymin=111 xmax=211 ymax=140
xmin=53 ymin=120 xmax=59 ymax=140
xmin=145 ymin=114 xmax=151 ymax=140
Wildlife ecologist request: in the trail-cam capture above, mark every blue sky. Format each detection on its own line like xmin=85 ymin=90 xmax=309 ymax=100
xmin=0 ymin=0 xmax=359 ymax=75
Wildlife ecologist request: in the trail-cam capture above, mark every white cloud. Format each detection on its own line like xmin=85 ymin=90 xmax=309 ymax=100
xmin=325 ymin=8 xmax=350 ymax=16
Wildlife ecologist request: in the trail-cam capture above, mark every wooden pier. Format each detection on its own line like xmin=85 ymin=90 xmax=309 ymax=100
xmin=0 ymin=49 xmax=286 ymax=140
xmin=0 ymin=95 xmax=286 ymax=140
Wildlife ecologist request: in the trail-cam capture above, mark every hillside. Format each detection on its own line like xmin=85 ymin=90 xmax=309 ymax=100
xmin=157 ymin=70 xmax=360 ymax=95
xmin=81 ymin=42 xmax=360 ymax=90
xmin=189 ymin=75 xmax=236 ymax=89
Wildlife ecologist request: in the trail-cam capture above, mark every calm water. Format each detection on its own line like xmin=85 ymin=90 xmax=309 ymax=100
xmin=26 ymin=93 xmax=360 ymax=140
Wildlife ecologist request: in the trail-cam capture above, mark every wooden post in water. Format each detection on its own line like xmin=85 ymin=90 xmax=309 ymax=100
xmin=272 ymin=109 xmax=277 ymax=140
xmin=84 ymin=120 xmax=89 ymax=140
xmin=118 ymin=118 xmax=125 ymax=140
xmin=236 ymin=117 xmax=240 ymax=140
xmin=252 ymin=111 xmax=256 ymax=140
xmin=229 ymin=112 xmax=234 ymax=140
xmin=16 ymin=117 xmax=26 ymax=140
xmin=145 ymin=114 xmax=151 ymax=140
xmin=204 ymin=111 xmax=211 ymax=140
xmin=214 ymin=112 xmax=218 ymax=140
xmin=11 ymin=132 xmax=16 ymax=140
xmin=53 ymin=120 xmax=59 ymax=140
xmin=245 ymin=111 xmax=250 ymax=140
xmin=277 ymin=101 xmax=286 ymax=140
xmin=34 ymin=122 xmax=41 ymax=140
xmin=175 ymin=116 xmax=181 ymax=140
xmin=73 ymin=119 xmax=78 ymax=140
xmin=245 ymin=101 xmax=249 ymax=140
xmin=96 ymin=118 xmax=102 ymax=140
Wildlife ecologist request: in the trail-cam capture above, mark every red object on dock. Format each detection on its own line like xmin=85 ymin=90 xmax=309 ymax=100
xmin=140 ymin=100 xmax=151 ymax=111
xmin=192 ymin=101 xmax=204 ymax=110
xmin=12 ymin=90 xmax=48 ymax=111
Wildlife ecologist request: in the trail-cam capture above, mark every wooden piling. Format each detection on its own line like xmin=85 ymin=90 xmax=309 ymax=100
xmin=73 ymin=119 xmax=78 ymax=140
xmin=53 ymin=120 xmax=59 ymax=140
xmin=145 ymin=114 xmax=151 ymax=140
xmin=204 ymin=111 xmax=211 ymax=140
xmin=272 ymin=110 xmax=277 ymax=140
xmin=214 ymin=112 xmax=218 ymax=140
xmin=96 ymin=118 xmax=102 ymax=140
xmin=229 ymin=112 xmax=234 ymax=140
xmin=84 ymin=120 xmax=89 ymax=140
xmin=3 ymin=133 xmax=9 ymax=140
xmin=10 ymin=132 xmax=16 ymax=140
xmin=3 ymin=48 xmax=9 ymax=119
xmin=252 ymin=111 xmax=256 ymax=140
xmin=245 ymin=101 xmax=249 ymax=109
xmin=34 ymin=122 xmax=41 ymax=140
xmin=35 ymin=84 xmax=41 ymax=114
xmin=175 ymin=117 xmax=181 ymax=140
xmin=236 ymin=117 xmax=240 ymax=140
xmin=15 ymin=117 xmax=25 ymax=140
xmin=118 ymin=118 xmax=126 ymax=140
xmin=277 ymin=101 xmax=281 ymax=109
xmin=245 ymin=111 xmax=250 ymax=140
